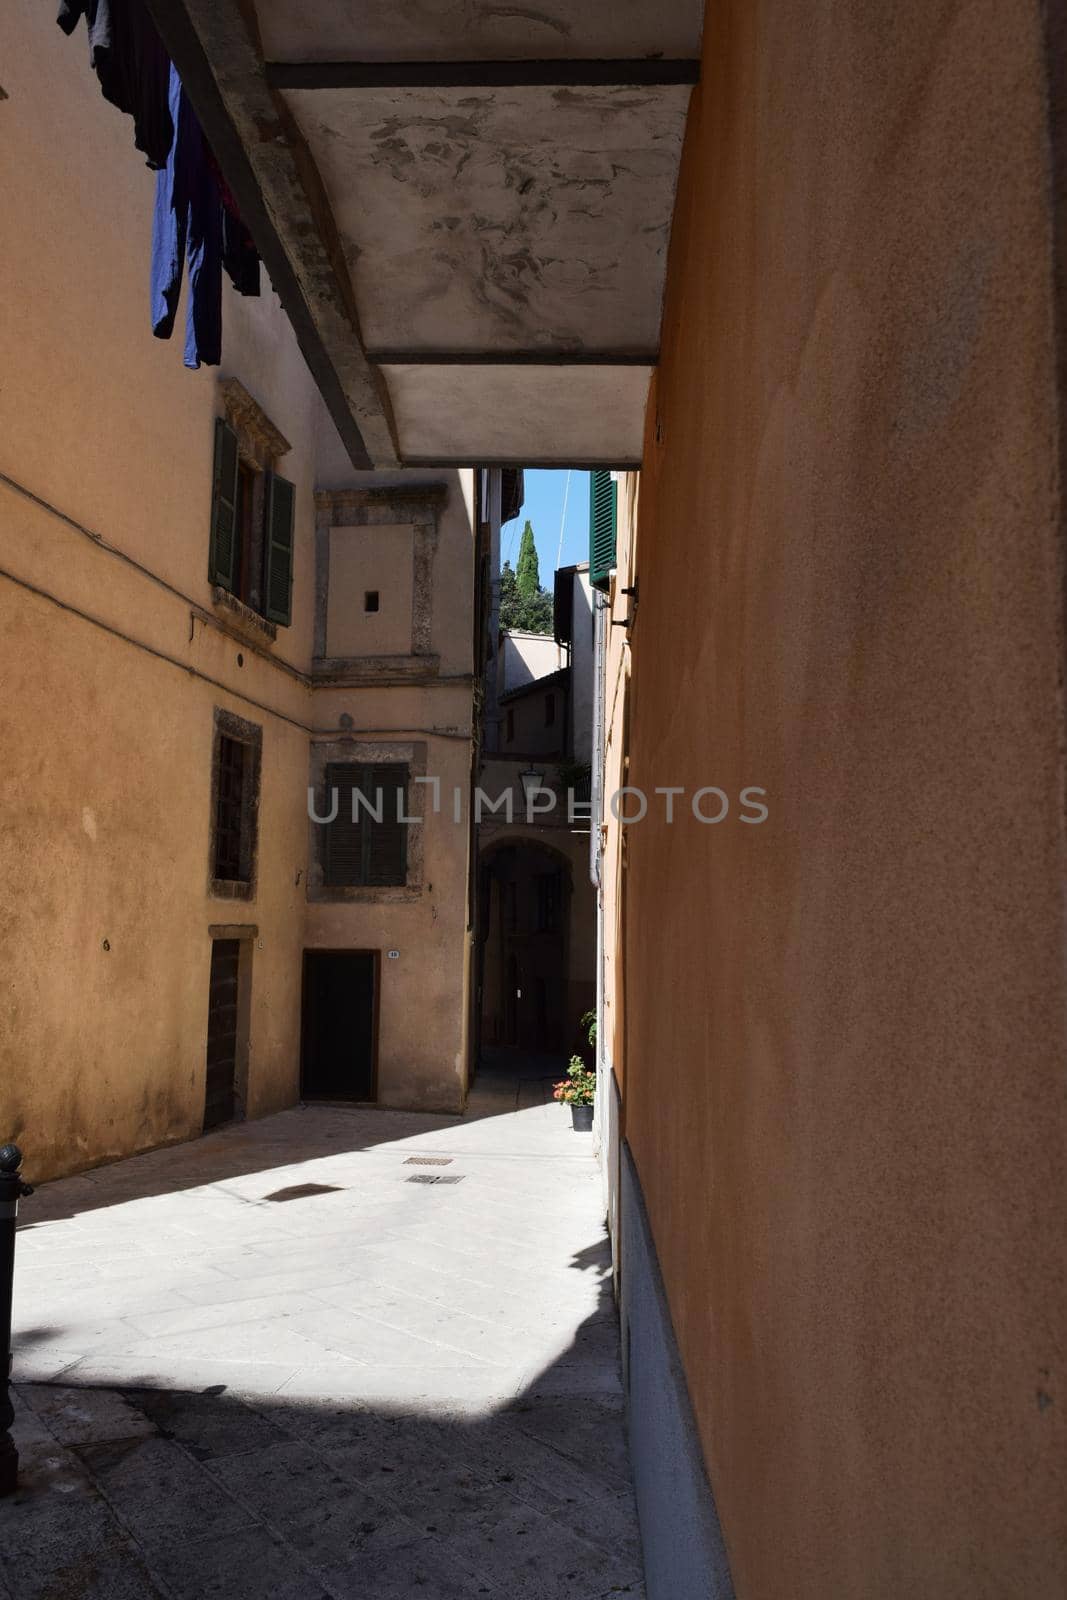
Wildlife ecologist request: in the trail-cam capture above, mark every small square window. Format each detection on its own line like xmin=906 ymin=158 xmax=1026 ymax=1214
xmin=365 ymin=590 xmax=380 ymax=613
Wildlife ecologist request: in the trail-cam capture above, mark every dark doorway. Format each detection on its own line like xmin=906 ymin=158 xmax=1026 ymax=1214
xmin=301 ymin=950 xmax=377 ymax=1101
xmin=478 ymin=843 xmax=571 ymax=1052
xmin=204 ymin=938 xmax=240 ymax=1130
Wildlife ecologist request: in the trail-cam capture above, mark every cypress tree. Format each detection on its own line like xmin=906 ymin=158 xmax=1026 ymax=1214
xmin=515 ymin=520 xmax=540 ymax=600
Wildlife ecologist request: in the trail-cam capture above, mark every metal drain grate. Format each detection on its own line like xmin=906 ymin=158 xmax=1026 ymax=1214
xmin=404 ymin=1156 xmax=453 ymax=1167
xmin=263 ymin=1183 xmax=343 ymax=1202
xmin=405 ymin=1173 xmax=465 ymax=1185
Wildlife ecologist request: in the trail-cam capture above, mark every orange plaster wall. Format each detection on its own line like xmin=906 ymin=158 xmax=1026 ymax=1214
xmin=621 ymin=2 xmax=1067 ymax=1593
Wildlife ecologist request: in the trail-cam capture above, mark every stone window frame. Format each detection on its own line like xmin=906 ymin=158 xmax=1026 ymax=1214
xmin=307 ymin=738 xmax=427 ymax=904
xmin=212 ymin=379 xmax=292 ymax=645
xmin=208 ymin=707 xmax=263 ymax=901
xmin=313 ymin=486 xmax=445 ymax=684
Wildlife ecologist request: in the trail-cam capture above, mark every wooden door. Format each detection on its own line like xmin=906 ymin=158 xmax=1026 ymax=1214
xmin=301 ymin=951 xmax=377 ymax=1101
xmin=204 ymin=938 xmax=240 ymax=1130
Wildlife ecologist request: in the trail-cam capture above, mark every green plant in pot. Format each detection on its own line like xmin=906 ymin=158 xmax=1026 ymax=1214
xmin=553 ymin=1055 xmax=596 ymax=1132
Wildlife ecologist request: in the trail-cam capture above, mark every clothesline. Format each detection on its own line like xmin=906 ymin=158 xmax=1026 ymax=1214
xmin=57 ymin=0 xmax=261 ymax=369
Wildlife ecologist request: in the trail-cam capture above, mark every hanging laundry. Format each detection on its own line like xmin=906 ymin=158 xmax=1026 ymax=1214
xmin=57 ymin=0 xmax=172 ymax=170
xmin=222 ymin=211 xmax=262 ymax=298
xmin=206 ymin=148 xmax=261 ymax=299
xmin=151 ymin=63 xmax=222 ymax=369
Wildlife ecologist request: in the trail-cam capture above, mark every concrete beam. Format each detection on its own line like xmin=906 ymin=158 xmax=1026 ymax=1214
xmin=266 ymin=60 xmax=701 ymax=91
xmin=365 ymin=350 xmax=658 ymax=366
xmin=142 ymin=0 xmax=401 ymax=471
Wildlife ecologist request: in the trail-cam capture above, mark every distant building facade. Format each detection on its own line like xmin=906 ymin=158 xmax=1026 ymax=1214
xmin=476 ymin=558 xmax=596 ymax=1057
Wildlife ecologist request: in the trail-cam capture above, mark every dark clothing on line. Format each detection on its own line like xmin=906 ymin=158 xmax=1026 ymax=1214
xmin=206 ymin=147 xmax=262 ymax=299
xmin=222 ymin=211 xmax=261 ymax=298
xmin=57 ymin=0 xmax=172 ymax=169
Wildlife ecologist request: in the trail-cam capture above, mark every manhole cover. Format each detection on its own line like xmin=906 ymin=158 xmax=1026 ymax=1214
xmin=405 ymin=1174 xmax=465 ymax=1185
xmin=404 ymin=1156 xmax=453 ymax=1167
xmin=263 ymin=1183 xmax=343 ymax=1202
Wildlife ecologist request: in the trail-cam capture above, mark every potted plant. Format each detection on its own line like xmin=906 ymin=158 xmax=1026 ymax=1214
xmin=553 ymin=1055 xmax=596 ymax=1132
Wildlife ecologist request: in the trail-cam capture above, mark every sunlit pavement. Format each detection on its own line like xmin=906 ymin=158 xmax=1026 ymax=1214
xmin=1 ymin=1062 xmax=643 ymax=1599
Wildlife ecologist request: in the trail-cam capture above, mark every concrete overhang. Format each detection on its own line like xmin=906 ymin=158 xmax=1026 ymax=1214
xmin=143 ymin=0 xmax=702 ymax=470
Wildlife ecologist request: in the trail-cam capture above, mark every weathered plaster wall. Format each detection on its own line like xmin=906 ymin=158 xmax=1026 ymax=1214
xmin=500 ymin=632 xmax=563 ymax=695
xmin=308 ymin=438 xmax=478 ymax=1112
xmin=499 ymin=683 xmax=566 ymax=757
xmin=304 ymin=704 xmax=475 ymax=1114
xmin=325 ymin=524 xmax=416 ymax=657
xmin=0 ymin=0 xmax=317 ymax=1178
xmin=620 ymin=2 xmax=1067 ymax=1595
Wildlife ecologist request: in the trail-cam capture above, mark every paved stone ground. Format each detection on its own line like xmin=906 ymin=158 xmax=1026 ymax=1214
xmin=1 ymin=1061 xmax=642 ymax=1599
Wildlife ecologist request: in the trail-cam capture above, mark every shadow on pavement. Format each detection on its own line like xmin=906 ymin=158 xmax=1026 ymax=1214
xmin=1 ymin=1307 xmax=643 ymax=1600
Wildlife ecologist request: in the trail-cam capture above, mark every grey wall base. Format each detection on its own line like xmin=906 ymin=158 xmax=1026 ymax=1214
xmin=620 ymin=1141 xmax=735 ymax=1600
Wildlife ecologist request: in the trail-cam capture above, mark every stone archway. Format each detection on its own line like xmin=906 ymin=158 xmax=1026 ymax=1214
xmin=477 ymin=836 xmax=574 ymax=1054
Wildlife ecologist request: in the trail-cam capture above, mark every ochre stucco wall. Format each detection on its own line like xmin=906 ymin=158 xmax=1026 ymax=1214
xmin=0 ymin=0 xmax=477 ymax=1172
xmin=0 ymin=0 xmax=321 ymax=1179
xmin=621 ymin=2 xmax=1067 ymax=1594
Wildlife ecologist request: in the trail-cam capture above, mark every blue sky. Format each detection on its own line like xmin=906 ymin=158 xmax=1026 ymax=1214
xmin=500 ymin=469 xmax=590 ymax=581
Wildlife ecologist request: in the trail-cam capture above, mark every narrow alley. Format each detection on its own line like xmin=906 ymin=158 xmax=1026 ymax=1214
xmin=2 ymin=1062 xmax=640 ymax=1599
xmin=3 ymin=0 xmax=1066 ymax=1594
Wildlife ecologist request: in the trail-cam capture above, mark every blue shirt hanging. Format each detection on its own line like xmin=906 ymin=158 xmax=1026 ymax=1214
xmin=151 ymin=63 xmax=222 ymax=369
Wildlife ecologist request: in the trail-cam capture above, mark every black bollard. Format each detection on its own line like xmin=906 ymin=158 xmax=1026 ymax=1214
xmin=0 ymin=1144 xmax=32 ymax=1496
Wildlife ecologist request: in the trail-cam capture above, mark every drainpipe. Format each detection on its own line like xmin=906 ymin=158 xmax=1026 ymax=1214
xmin=590 ymin=593 xmax=607 ymax=1171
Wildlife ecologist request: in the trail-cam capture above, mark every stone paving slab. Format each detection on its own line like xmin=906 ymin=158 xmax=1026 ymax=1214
xmin=1 ymin=1066 xmax=644 ymax=1597
xmin=2 ymin=1385 xmax=644 ymax=1600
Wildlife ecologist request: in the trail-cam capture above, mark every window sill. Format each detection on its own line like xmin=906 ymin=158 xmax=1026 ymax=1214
xmin=311 ymin=653 xmax=440 ymax=685
xmin=211 ymin=586 xmax=277 ymax=646
xmin=210 ymin=878 xmax=255 ymax=902
xmin=306 ymin=884 xmax=421 ymax=905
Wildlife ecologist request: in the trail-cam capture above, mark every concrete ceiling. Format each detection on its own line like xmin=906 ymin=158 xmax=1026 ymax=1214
xmin=143 ymin=0 xmax=701 ymax=468
xmin=383 ymin=363 xmax=651 ymax=463
xmin=287 ymin=84 xmax=689 ymax=355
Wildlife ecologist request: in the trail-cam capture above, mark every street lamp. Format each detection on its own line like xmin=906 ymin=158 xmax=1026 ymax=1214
xmin=519 ymin=767 xmax=545 ymax=808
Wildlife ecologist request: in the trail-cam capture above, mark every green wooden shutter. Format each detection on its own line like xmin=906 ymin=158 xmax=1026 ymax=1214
xmin=264 ymin=471 xmax=296 ymax=626
xmin=322 ymin=762 xmax=409 ymax=887
xmin=589 ymin=469 xmax=617 ymax=592
xmin=363 ymin=764 xmax=409 ymax=887
xmin=209 ymin=418 xmax=239 ymax=589
xmin=323 ymin=763 xmax=364 ymax=886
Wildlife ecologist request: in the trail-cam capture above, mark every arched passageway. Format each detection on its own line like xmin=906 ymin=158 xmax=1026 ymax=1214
xmin=477 ymin=837 xmax=586 ymax=1055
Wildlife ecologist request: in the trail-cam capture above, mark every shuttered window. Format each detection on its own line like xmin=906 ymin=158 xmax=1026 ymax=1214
xmin=209 ymin=416 xmax=295 ymax=629
xmin=264 ymin=471 xmax=295 ymax=626
xmin=213 ymin=736 xmax=247 ymax=880
xmin=323 ymin=763 xmax=410 ymax=887
xmin=589 ymin=469 xmax=617 ymax=593
xmin=210 ymin=708 xmax=261 ymax=897
xmin=209 ymin=418 xmax=240 ymax=590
